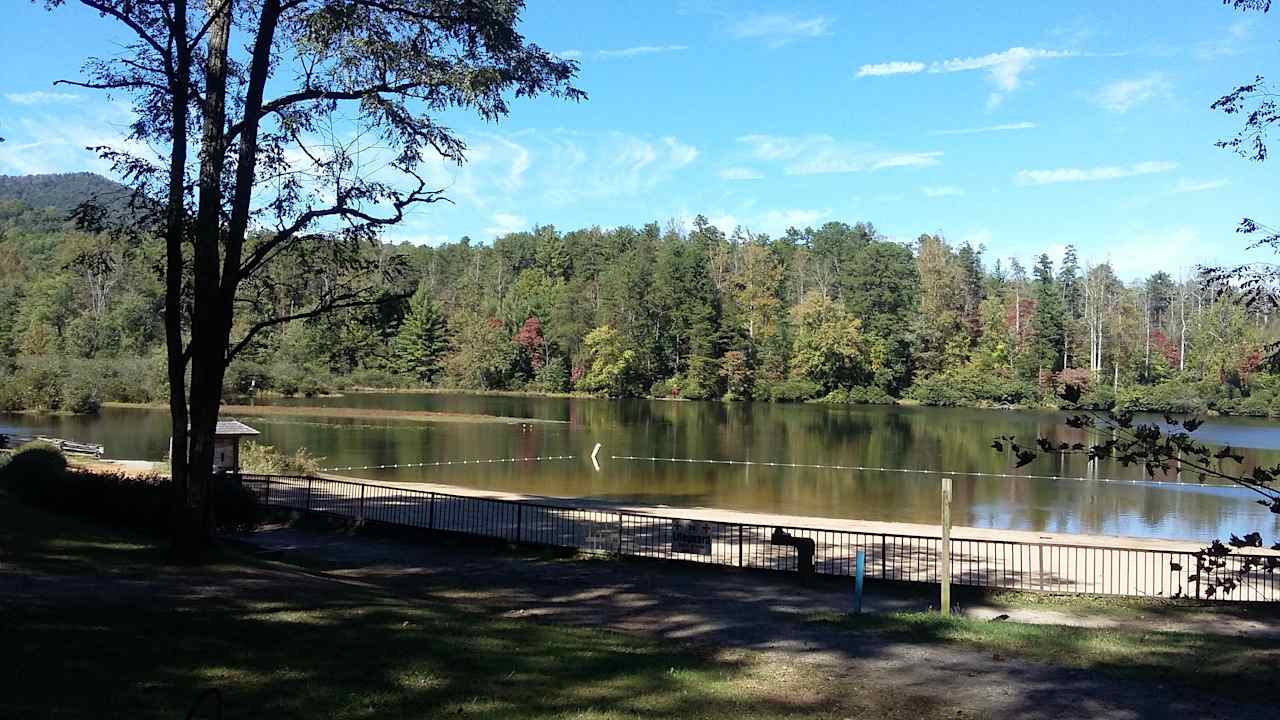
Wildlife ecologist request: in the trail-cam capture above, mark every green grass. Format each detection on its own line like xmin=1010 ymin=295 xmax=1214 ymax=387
xmin=2 ymin=486 xmax=1277 ymax=718
xmin=808 ymin=610 xmax=1279 ymax=697
xmin=0 ymin=491 xmax=865 ymax=719
xmin=967 ymin=586 xmax=1280 ymax=625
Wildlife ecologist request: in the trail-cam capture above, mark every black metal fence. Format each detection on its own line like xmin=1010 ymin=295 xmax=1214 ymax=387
xmin=241 ymin=474 xmax=1280 ymax=603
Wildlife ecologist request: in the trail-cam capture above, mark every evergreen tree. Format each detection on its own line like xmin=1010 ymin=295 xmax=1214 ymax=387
xmin=393 ymin=283 xmax=449 ymax=383
xmin=1030 ymin=254 xmax=1065 ymax=375
xmin=1059 ymin=245 xmax=1082 ymax=368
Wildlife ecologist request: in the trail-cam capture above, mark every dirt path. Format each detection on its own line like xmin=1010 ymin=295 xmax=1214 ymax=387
xmin=226 ymin=524 xmax=1279 ymax=719
xmin=239 ymin=524 xmax=1280 ymax=639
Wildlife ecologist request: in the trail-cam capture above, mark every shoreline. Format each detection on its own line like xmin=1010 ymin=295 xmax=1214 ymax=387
xmin=314 ymin=470 xmax=1243 ymax=552
xmin=101 ymin=401 xmax=567 ymax=426
xmin=49 ymin=455 xmax=1273 ymax=552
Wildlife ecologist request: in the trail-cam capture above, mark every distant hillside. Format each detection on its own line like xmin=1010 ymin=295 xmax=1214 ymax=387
xmin=0 ymin=172 xmax=130 ymax=217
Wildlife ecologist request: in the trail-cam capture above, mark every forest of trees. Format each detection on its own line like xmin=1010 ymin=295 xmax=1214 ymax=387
xmin=2 ymin=173 xmax=1278 ymax=416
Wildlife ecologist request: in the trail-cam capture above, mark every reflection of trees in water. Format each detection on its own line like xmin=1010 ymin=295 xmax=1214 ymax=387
xmin=38 ymin=398 xmax=1280 ymax=538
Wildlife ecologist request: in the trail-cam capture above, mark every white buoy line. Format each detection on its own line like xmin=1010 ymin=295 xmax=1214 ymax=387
xmin=319 ymin=455 xmax=576 ymax=473
xmin=608 ymin=454 xmax=1250 ymax=491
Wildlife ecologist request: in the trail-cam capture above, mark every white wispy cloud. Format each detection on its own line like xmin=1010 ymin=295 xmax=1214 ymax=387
xmin=719 ymin=167 xmax=763 ymax=181
xmin=921 ymin=185 xmax=964 ymax=197
xmin=405 ymin=130 xmax=700 ymax=230
xmin=856 ymin=61 xmax=926 ymax=77
xmin=597 ymin=45 xmax=688 ymax=59
xmin=960 ymin=229 xmax=994 ymax=248
xmin=1105 ymin=228 xmax=1202 ymax=278
xmin=931 ymin=122 xmax=1038 ymax=135
xmin=872 ymin=152 xmax=942 ymax=169
xmin=1092 ymin=73 xmax=1172 ymax=113
xmin=1173 ymin=178 xmax=1229 ymax=193
xmin=707 ymin=214 xmax=739 ymax=233
xmin=384 ymin=232 xmax=450 ymax=246
xmin=4 ymin=91 xmax=82 ymax=105
xmin=0 ymin=108 xmax=152 ymax=176
xmin=758 ymin=208 xmax=831 ymax=234
xmin=483 ymin=212 xmax=529 ymax=238
xmin=557 ymin=49 xmax=584 ymax=60
xmin=729 ymin=13 xmax=831 ymax=48
xmin=856 ymin=47 xmax=1077 ymax=106
xmin=737 ymin=133 xmax=942 ymax=175
xmin=1197 ymin=19 xmax=1252 ymax=59
xmin=1015 ymin=161 xmax=1177 ymax=185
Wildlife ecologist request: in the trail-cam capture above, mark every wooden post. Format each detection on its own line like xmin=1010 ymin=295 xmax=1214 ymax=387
xmin=940 ymin=477 xmax=952 ymax=617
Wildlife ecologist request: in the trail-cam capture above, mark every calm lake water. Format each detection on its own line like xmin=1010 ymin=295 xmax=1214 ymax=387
xmin=6 ymin=393 xmax=1280 ymax=542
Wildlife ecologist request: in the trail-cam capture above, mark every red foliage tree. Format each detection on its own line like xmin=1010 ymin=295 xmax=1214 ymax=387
xmin=513 ymin=316 xmax=546 ymax=370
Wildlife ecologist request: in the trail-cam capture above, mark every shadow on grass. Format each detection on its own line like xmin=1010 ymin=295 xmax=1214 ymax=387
xmin=0 ymin=488 xmax=172 ymax=575
xmin=3 ymin=595 xmax=833 ymax=720
xmin=5 ymin=490 xmax=1279 ymax=720
xmin=806 ymin=609 xmax=1279 ymax=702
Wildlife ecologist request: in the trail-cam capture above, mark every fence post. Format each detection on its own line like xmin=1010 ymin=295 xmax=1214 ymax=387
xmin=428 ymin=492 xmax=436 ymax=530
xmin=617 ymin=512 xmax=624 ymax=555
xmin=516 ymin=503 xmax=523 ymax=543
xmin=881 ymin=536 xmax=888 ymax=579
xmin=305 ymin=476 xmax=313 ymax=513
xmin=1195 ymin=553 xmax=1203 ymax=599
xmin=1038 ymin=545 xmax=1046 ymax=591
xmin=738 ymin=524 xmax=744 ymax=567
xmin=358 ymin=483 xmax=366 ymax=522
xmin=940 ymin=477 xmax=952 ymax=617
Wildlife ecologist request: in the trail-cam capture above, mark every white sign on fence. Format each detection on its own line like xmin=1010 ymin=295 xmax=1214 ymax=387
xmin=672 ymin=519 xmax=714 ymax=555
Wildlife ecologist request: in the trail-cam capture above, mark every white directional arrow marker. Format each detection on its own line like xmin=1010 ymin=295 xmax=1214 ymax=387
xmin=591 ymin=443 xmax=602 ymax=472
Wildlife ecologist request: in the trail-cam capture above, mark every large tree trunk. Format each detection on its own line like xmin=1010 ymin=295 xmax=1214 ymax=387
xmin=167 ymin=0 xmax=192 ymax=550
xmin=179 ymin=0 xmax=283 ymax=554
xmin=181 ymin=0 xmax=234 ymax=553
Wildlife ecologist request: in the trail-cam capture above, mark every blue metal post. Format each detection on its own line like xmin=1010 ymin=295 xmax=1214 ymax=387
xmin=854 ymin=549 xmax=866 ymax=613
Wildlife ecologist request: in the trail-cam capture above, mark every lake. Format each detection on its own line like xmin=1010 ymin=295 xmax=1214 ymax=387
xmin=5 ymin=393 xmax=1280 ymax=542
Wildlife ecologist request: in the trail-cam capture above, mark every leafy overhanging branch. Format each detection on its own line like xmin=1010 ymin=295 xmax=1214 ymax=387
xmin=992 ymin=384 xmax=1280 ymax=597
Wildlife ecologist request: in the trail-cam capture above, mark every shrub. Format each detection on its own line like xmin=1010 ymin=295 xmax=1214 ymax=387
xmin=2 ymin=442 xmax=68 ymax=495
xmin=345 ymin=365 xmax=414 ymax=390
xmin=530 ymin=356 xmax=569 ymax=393
xmin=649 ymin=377 xmax=681 ymax=398
xmin=907 ymin=366 xmax=1037 ymax=407
xmin=1115 ymin=381 xmax=1207 ymax=414
xmin=240 ymin=441 xmax=323 ymax=476
xmin=818 ymin=385 xmax=896 ymax=405
xmin=62 ymin=363 xmax=102 ymax=415
xmin=10 ymin=359 xmax=63 ymax=411
xmin=223 ymin=359 xmax=272 ymax=398
xmin=0 ymin=376 xmax=23 ymax=412
xmin=0 ymin=443 xmax=258 ymax=531
xmin=758 ymin=377 xmax=822 ymax=403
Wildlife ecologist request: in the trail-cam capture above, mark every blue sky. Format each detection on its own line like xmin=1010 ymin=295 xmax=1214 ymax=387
xmin=1 ymin=1 xmax=1276 ymax=277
